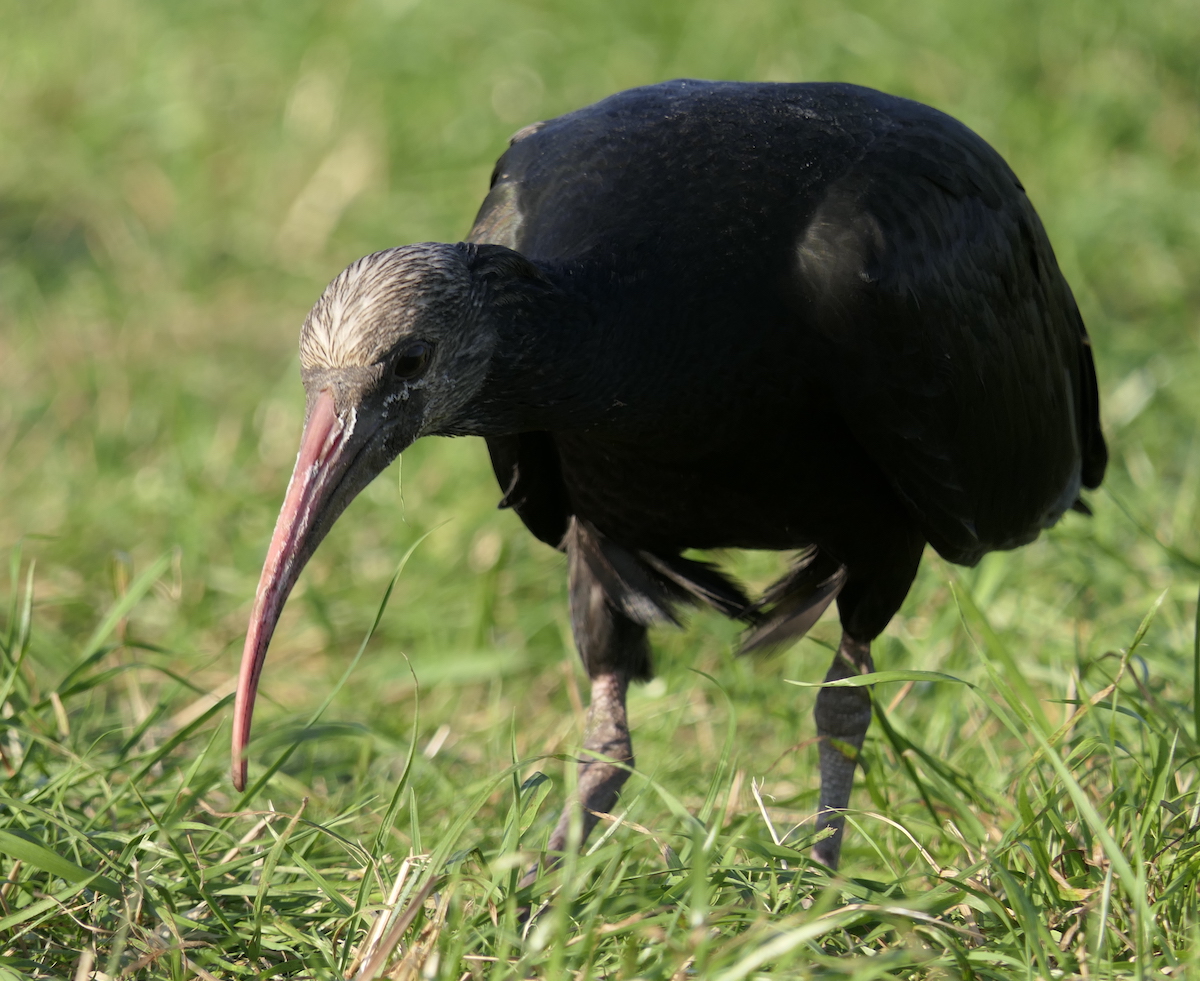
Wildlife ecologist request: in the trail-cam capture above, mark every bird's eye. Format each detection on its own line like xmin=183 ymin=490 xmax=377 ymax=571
xmin=393 ymin=341 xmax=432 ymax=380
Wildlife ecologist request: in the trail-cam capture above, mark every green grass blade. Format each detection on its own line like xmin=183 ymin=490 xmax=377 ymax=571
xmin=60 ymin=553 xmax=171 ymax=690
xmin=0 ymin=829 xmax=119 ymax=898
xmin=253 ymin=798 xmax=308 ymax=947
xmin=786 ymin=669 xmax=973 ymax=689
xmin=951 ymin=579 xmax=1050 ymax=733
xmin=1193 ymin=580 xmax=1199 ymax=744
xmin=712 ymin=912 xmax=854 ymax=981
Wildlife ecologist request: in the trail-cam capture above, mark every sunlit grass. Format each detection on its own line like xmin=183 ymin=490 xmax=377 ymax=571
xmin=4 ymin=549 xmax=1200 ymax=977
xmin=2 ymin=0 xmax=1199 ymax=977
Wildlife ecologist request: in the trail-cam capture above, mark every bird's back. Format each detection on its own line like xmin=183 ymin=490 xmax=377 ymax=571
xmin=469 ymin=80 xmax=1105 ymax=567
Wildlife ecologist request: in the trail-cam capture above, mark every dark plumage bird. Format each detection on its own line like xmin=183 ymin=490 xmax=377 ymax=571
xmin=233 ymin=80 xmax=1106 ymax=869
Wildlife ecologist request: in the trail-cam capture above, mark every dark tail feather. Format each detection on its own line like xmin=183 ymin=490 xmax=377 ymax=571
xmin=741 ymin=548 xmax=846 ymax=654
xmin=567 ymin=519 xmax=680 ymax=627
xmin=639 ymin=552 xmax=754 ymax=621
xmin=566 ymin=519 xmax=753 ymax=628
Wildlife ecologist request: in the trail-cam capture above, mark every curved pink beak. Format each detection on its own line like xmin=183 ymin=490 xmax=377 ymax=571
xmin=232 ymin=388 xmax=352 ymax=791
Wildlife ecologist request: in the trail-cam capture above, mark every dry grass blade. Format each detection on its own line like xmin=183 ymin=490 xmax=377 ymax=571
xmin=565 ymin=910 xmax=656 ymax=946
xmin=352 ymin=875 xmax=440 ymax=981
xmin=385 ymin=887 xmax=452 ymax=981
xmin=346 ymin=855 xmax=415 ymax=978
xmin=171 ymin=676 xmax=239 ymax=731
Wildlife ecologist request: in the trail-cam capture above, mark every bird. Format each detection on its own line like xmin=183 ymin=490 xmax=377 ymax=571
xmin=232 ymin=79 xmax=1106 ymax=871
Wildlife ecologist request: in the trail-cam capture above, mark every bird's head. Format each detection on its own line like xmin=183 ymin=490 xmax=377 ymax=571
xmin=232 ymin=242 xmax=524 ymax=790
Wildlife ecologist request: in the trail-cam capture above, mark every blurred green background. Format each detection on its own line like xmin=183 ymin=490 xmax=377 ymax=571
xmin=3 ymin=0 xmax=1200 ymax=950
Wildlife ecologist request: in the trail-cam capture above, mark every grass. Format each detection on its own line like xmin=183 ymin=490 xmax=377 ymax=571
xmin=2 ymin=0 xmax=1200 ymax=976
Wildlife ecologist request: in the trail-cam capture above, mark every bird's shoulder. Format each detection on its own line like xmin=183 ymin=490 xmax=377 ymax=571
xmin=467 ymin=80 xmax=929 ymax=256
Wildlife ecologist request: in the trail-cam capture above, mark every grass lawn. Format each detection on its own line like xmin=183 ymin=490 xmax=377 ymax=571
xmin=2 ymin=0 xmax=1200 ymax=977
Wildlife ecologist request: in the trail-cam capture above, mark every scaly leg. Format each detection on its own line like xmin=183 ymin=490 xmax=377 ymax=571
xmin=545 ymin=670 xmax=633 ymax=854
xmin=812 ymin=633 xmax=874 ymax=869
xmin=518 ymin=672 xmax=632 ymax=895
xmin=522 ymin=521 xmax=648 ymax=889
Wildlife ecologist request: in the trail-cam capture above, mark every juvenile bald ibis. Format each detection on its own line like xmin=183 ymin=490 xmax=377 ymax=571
xmin=233 ymin=80 xmax=1105 ymax=869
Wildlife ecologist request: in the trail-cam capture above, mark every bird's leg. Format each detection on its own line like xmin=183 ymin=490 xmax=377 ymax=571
xmin=812 ymin=633 xmax=874 ymax=869
xmin=517 ymin=671 xmax=632 ymax=894
xmin=519 ymin=521 xmax=648 ymax=892
xmin=545 ymin=670 xmax=633 ymax=854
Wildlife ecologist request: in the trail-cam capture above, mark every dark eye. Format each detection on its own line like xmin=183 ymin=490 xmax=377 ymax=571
xmin=393 ymin=341 xmax=432 ymax=379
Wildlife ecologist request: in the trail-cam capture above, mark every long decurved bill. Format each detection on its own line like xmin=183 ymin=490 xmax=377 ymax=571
xmin=232 ymin=388 xmax=351 ymax=791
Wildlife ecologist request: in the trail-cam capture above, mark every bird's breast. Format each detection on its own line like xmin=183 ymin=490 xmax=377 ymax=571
xmin=551 ymin=412 xmax=898 ymax=555
xmin=556 ymin=439 xmax=805 ymax=550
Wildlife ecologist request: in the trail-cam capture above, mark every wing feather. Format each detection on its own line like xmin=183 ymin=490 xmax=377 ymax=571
xmin=793 ymin=117 xmax=1106 ymax=563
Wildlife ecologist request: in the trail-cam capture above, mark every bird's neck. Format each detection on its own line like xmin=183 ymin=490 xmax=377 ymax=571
xmin=458 ymin=266 xmax=622 ymax=435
